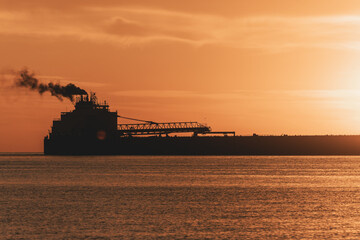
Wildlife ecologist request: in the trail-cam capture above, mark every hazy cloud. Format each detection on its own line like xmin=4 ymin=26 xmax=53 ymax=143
xmin=113 ymin=89 xmax=360 ymax=104
xmin=1 ymin=5 xmax=360 ymax=51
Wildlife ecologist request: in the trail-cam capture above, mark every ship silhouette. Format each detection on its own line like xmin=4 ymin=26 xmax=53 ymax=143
xmin=44 ymin=93 xmax=360 ymax=155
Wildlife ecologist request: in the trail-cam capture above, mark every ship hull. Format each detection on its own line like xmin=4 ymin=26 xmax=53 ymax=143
xmin=44 ymin=135 xmax=360 ymax=155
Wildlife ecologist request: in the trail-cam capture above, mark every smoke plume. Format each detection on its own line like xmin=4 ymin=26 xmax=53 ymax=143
xmin=15 ymin=69 xmax=87 ymax=101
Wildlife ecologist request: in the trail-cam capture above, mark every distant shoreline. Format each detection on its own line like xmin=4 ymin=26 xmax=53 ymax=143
xmin=0 ymin=152 xmax=44 ymax=156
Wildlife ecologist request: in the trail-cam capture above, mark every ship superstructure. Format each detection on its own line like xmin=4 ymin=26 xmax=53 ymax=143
xmin=48 ymin=93 xmax=118 ymax=140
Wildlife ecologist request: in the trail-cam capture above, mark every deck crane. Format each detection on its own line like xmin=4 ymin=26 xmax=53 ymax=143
xmin=117 ymin=115 xmax=212 ymax=136
xmin=117 ymin=115 xmax=158 ymax=124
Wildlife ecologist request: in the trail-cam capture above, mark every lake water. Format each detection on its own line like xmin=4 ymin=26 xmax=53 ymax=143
xmin=2 ymin=155 xmax=360 ymax=239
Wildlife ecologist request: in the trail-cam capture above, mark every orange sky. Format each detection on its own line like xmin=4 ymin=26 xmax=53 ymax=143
xmin=2 ymin=0 xmax=360 ymax=151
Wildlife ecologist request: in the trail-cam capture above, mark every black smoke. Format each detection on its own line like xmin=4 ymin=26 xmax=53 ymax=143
xmin=15 ymin=69 xmax=87 ymax=101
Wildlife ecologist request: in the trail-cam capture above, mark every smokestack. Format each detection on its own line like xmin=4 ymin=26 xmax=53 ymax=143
xmin=15 ymin=69 xmax=87 ymax=101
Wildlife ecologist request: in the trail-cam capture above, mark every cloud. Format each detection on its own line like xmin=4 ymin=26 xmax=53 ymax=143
xmin=0 ymin=11 xmax=25 ymax=21
xmin=113 ymin=89 xmax=286 ymax=101
xmin=1 ymin=5 xmax=360 ymax=51
xmin=104 ymin=17 xmax=150 ymax=37
xmin=113 ymin=89 xmax=360 ymax=109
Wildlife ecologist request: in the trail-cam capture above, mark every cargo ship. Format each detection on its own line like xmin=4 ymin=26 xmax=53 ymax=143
xmin=44 ymin=93 xmax=360 ymax=155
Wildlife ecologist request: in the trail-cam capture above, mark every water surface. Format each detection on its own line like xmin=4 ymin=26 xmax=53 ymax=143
xmin=1 ymin=155 xmax=360 ymax=239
